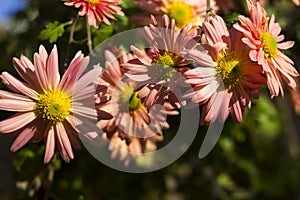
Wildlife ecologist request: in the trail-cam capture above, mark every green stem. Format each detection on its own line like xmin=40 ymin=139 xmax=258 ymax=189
xmin=205 ymin=0 xmax=211 ymax=22
xmin=86 ymin=16 xmax=93 ymax=53
xmin=64 ymin=15 xmax=79 ymax=68
xmin=43 ymin=157 xmax=55 ymax=200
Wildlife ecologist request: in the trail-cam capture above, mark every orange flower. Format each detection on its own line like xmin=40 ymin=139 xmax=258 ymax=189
xmin=234 ymin=0 xmax=299 ymax=97
xmin=183 ymin=16 xmax=266 ymax=124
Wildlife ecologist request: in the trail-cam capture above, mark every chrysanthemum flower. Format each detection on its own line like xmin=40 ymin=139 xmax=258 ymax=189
xmin=233 ymin=0 xmax=299 ymax=97
xmin=64 ymin=0 xmax=124 ymax=28
xmin=133 ymin=0 xmax=218 ymax=29
xmin=122 ymin=15 xmax=200 ymax=107
xmin=183 ymin=16 xmax=266 ymax=124
xmin=0 ymin=45 xmax=97 ymax=163
xmin=95 ymin=50 xmax=172 ymax=164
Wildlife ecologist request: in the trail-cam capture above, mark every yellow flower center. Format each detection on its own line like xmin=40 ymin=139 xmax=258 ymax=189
xmin=119 ymin=85 xmax=142 ymax=111
xmin=154 ymin=52 xmax=180 ymax=82
xmin=84 ymin=0 xmax=100 ymax=4
xmin=260 ymin=32 xmax=278 ymax=58
xmin=166 ymin=1 xmax=194 ymax=28
xmin=216 ymin=52 xmax=242 ymax=90
xmin=129 ymin=92 xmax=142 ymax=111
xmin=36 ymin=90 xmax=71 ymax=124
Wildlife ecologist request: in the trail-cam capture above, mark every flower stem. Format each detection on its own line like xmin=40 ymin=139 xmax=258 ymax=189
xmin=64 ymin=15 xmax=79 ymax=68
xmin=86 ymin=16 xmax=93 ymax=53
xmin=43 ymin=157 xmax=55 ymax=200
xmin=205 ymin=0 xmax=211 ymax=22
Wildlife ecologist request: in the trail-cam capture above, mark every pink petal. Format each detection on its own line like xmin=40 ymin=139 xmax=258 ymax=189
xmin=275 ymin=53 xmax=298 ymax=75
xmin=203 ymin=22 xmax=220 ymax=45
xmin=185 ymin=49 xmax=216 ymax=68
xmin=0 ymin=112 xmax=36 ymax=133
xmin=12 ymin=57 xmax=37 ymax=88
xmin=249 ymin=50 xmax=258 ymax=62
xmin=122 ymin=62 xmax=149 ymax=73
xmin=72 ymin=85 xmax=95 ymax=101
xmin=0 ymin=72 xmax=38 ymax=100
xmin=72 ymin=67 xmax=100 ymax=96
xmin=59 ymin=52 xmax=89 ymax=94
xmin=0 ymin=90 xmax=32 ymax=101
xmin=38 ymin=45 xmax=48 ymax=65
xmin=185 ymin=77 xmax=215 ymax=86
xmin=56 ymin=123 xmax=74 ymax=162
xmin=63 ymin=120 xmax=81 ymax=150
xmin=34 ymin=53 xmax=48 ymax=91
xmin=266 ymin=67 xmax=283 ymax=97
xmin=184 ymin=67 xmax=215 ymax=79
xmin=0 ymin=99 xmax=35 ymax=112
xmin=46 ymin=45 xmax=60 ymax=90
xmin=125 ymin=73 xmax=151 ymax=82
xmin=277 ymin=51 xmax=294 ymax=65
xmin=241 ymin=37 xmax=257 ymax=49
xmin=277 ymin=41 xmax=294 ymax=50
xmin=273 ymin=57 xmax=298 ymax=90
xmin=202 ymin=90 xmax=230 ymax=124
xmin=10 ymin=121 xmax=36 ymax=152
xmin=44 ymin=126 xmax=55 ymax=163
xmin=257 ymin=50 xmax=266 ymax=66
xmin=191 ymin=82 xmax=218 ymax=104
xmin=130 ymin=45 xmax=152 ymax=65
xmin=230 ymin=94 xmax=243 ymax=123
xmin=276 ymin=34 xmax=284 ymax=42
xmin=71 ymin=103 xmax=98 ymax=119
xmin=269 ymin=15 xmax=281 ymax=36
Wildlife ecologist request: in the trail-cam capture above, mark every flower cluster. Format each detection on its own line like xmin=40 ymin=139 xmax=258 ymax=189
xmin=0 ymin=0 xmax=298 ymax=164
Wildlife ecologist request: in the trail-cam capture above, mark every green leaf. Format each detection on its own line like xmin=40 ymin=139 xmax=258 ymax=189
xmin=224 ymin=12 xmax=240 ymax=28
xmin=39 ymin=21 xmax=71 ymax=43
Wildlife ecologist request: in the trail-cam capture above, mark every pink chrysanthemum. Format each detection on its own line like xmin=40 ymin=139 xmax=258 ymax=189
xmin=0 ymin=45 xmax=97 ymax=163
xmin=95 ymin=50 xmax=173 ymax=164
xmin=233 ymin=0 xmax=299 ymax=97
xmin=133 ymin=0 xmax=218 ymax=29
xmin=64 ymin=0 xmax=124 ymax=28
xmin=122 ymin=15 xmax=200 ymax=107
xmin=183 ymin=16 xmax=266 ymax=124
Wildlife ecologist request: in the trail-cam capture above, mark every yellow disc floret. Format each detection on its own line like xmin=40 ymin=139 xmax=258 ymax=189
xmin=154 ymin=52 xmax=180 ymax=82
xmin=119 ymin=85 xmax=142 ymax=111
xmin=216 ymin=52 xmax=242 ymax=90
xmin=36 ymin=90 xmax=71 ymax=124
xmin=166 ymin=2 xmax=194 ymax=28
xmin=84 ymin=0 xmax=100 ymax=4
xmin=129 ymin=92 xmax=142 ymax=111
xmin=260 ymin=32 xmax=278 ymax=58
